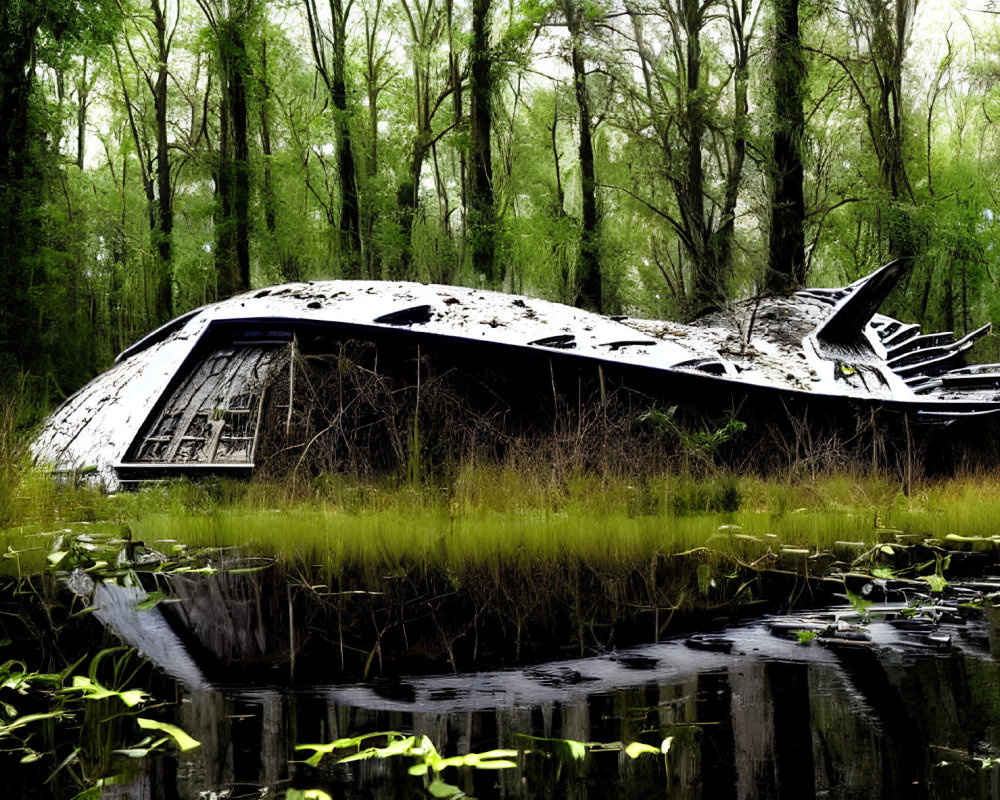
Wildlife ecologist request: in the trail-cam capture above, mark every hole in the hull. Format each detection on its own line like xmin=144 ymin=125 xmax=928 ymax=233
xmin=374 ymin=305 xmax=435 ymax=326
xmin=529 ymin=334 xmax=576 ymax=349
xmin=600 ymin=340 xmax=656 ymax=351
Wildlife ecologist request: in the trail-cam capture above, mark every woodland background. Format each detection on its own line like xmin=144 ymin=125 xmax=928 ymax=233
xmin=1 ymin=0 xmax=998 ymax=409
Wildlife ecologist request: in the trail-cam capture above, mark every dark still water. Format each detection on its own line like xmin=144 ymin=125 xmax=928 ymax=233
xmin=40 ymin=576 xmax=1000 ymax=800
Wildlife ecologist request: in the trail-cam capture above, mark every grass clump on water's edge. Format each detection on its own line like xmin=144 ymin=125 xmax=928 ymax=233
xmin=5 ymin=463 xmax=1000 ymax=577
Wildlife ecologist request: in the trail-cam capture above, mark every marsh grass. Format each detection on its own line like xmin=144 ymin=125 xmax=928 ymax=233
xmin=6 ymin=462 xmax=1000 ymax=578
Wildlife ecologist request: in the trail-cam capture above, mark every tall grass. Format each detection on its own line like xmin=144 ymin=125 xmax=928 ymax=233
xmin=6 ymin=458 xmax=1000 ymax=579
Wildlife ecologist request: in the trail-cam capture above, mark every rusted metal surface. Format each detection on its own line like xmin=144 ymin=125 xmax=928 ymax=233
xmin=31 ymin=262 xmax=1000 ymax=488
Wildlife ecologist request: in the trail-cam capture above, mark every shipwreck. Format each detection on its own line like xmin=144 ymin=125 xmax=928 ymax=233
xmin=31 ymin=261 xmax=1000 ymax=488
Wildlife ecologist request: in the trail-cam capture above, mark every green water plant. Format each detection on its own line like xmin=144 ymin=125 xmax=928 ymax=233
xmin=515 ymin=733 xmax=674 ymax=763
xmin=0 ymin=645 xmax=200 ymax=798
xmin=112 ymin=718 xmax=201 ymax=757
xmin=59 ymin=648 xmax=148 ymax=706
xmin=916 ymin=553 xmax=950 ymax=593
xmin=297 ymin=732 xmax=516 ymax=798
xmin=0 ymin=656 xmax=77 ymax=741
xmin=846 ymin=589 xmax=874 ymax=620
xmin=297 ymin=731 xmax=673 ymax=798
xmin=61 ymin=675 xmax=149 ymax=707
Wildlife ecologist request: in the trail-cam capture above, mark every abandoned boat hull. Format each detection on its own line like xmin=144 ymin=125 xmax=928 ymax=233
xmin=32 ymin=264 xmax=1000 ymax=488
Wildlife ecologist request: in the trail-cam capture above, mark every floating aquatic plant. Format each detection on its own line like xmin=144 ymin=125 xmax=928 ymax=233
xmin=297 ymin=729 xmax=674 ymax=798
xmin=296 ymin=732 xmax=515 ymax=798
xmin=0 ymin=645 xmax=200 ymax=797
xmin=112 ymin=718 xmax=202 ymax=759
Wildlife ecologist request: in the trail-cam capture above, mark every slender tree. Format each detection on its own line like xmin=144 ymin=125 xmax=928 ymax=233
xmin=468 ymin=0 xmax=498 ymax=285
xmin=767 ymin=0 xmax=807 ymax=292
xmin=358 ymin=0 xmax=394 ymax=276
xmin=116 ymin=0 xmax=180 ymax=323
xmin=624 ymin=0 xmax=754 ymax=314
xmin=74 ymin=55 xmax=96 ymax=170
xmin=0 ymin=0 xmax=120 ymax=384
xmin=197 ymin=0 xmax=256 ymax=297
xmin=393 ymin=0 xmax=460 ymax=278
xmin=303 ymin=0 xmax=362 ymax=276
xmin=0 ymin=3 xmax=46 ymax=383
xmin=810 ymin=0 xmax=918 ymax=261
xmin=560 ymin=0 xmax=601 ymax=312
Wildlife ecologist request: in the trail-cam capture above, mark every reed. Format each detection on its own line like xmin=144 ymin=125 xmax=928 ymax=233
xmin=7 ymin=462 xmax=1000 ymax=578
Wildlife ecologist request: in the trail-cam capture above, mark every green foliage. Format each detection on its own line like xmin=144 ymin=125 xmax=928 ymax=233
xmin=296 ymin=728 xmax=670 ymax=798
xmin=0 ymin=645 xmax=198 ymax=794
xmin=666 ymin=476 xmax=743 ymax=515
xmin=296 ymin=732 xmax=516 ymax=798
xmin=846 ymin=589 xmax=873 ymax=618
xmin=14 ymin=464 xmax=1000 ymax=582
xmin=515 ymin=732 xmax=673 ymax=764
xmin=640 ymin=408 xmax=744 ymax=448
xmin=794 ymin=629 xmax=820 ymax=645
xmin=1 ymin=0 xmax=1000 ymax=419
xmin=132 ymin=717 xmax=200 ymax=751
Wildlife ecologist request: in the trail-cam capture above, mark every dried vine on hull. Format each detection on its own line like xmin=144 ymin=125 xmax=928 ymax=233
xmin=253 ymin=338 xmax=699 ymax=480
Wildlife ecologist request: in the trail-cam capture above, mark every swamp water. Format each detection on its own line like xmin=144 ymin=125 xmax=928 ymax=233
xmin=7 ymin=560 xmax=1000 ymax=800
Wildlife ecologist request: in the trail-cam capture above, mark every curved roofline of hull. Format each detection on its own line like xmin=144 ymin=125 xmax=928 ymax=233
xmin=31 ymin=269 xmax=1000 ymax=488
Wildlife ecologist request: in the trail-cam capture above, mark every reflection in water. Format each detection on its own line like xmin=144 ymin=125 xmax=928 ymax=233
xmin=85 ymin=572 xmax=1000 ymax=799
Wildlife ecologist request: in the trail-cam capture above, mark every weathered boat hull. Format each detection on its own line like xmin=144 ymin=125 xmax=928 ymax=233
xmin=32 ymin=264 xmax=1000 ymax=487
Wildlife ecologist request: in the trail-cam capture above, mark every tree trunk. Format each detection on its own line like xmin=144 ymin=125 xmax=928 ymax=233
xmin=330 ymin=0 xmax=361 ymax=276
xmin=259 ymin=39 xmax=301 ymax=282
xmin=76 ymin=56 xmax=88 ymax=170
xmin=566 ymin=6 xmax=600 ymax=313
xmin=943 ymin=264 xmax=954 ymax=333
xmin=232 ymin=31 xmax=251 ymax=295
xmin=217 ymin=18 xmax=251 ymax=297
xmin=153 ymin=3 xmax=174 ymax=322
xmin=766 ymin=0 xmax=806 ymax=293
xmin=468 ymin=0 xmax=497 ymax=286
xmin=681 ymin=4 xmax=713 ymax=313
xmin=215 ymin=99 xmax=236 ymax=298
xmin=874 ymin=0 xmax=916 ymax=261
xmin=395 ymin=137 xmax=428 ymax=279
xmin=445 ymin=0 xmax=465 ymax=260
xmin=260 ymin=41 xmax=277 ymax=239
xmin=361 ymin=0 xmax=385 ymax=278
xmin=0 ymin=8 xmax=44 ymax=383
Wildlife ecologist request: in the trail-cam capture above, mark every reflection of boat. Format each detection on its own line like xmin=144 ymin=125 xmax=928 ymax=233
xmin=86 ymin=571 xmax=1000 ymax=800
xmin=32 ymin=260 xmax=1000 ymax=488
xmin=92 ymin=570 xmax=292 ymax=693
